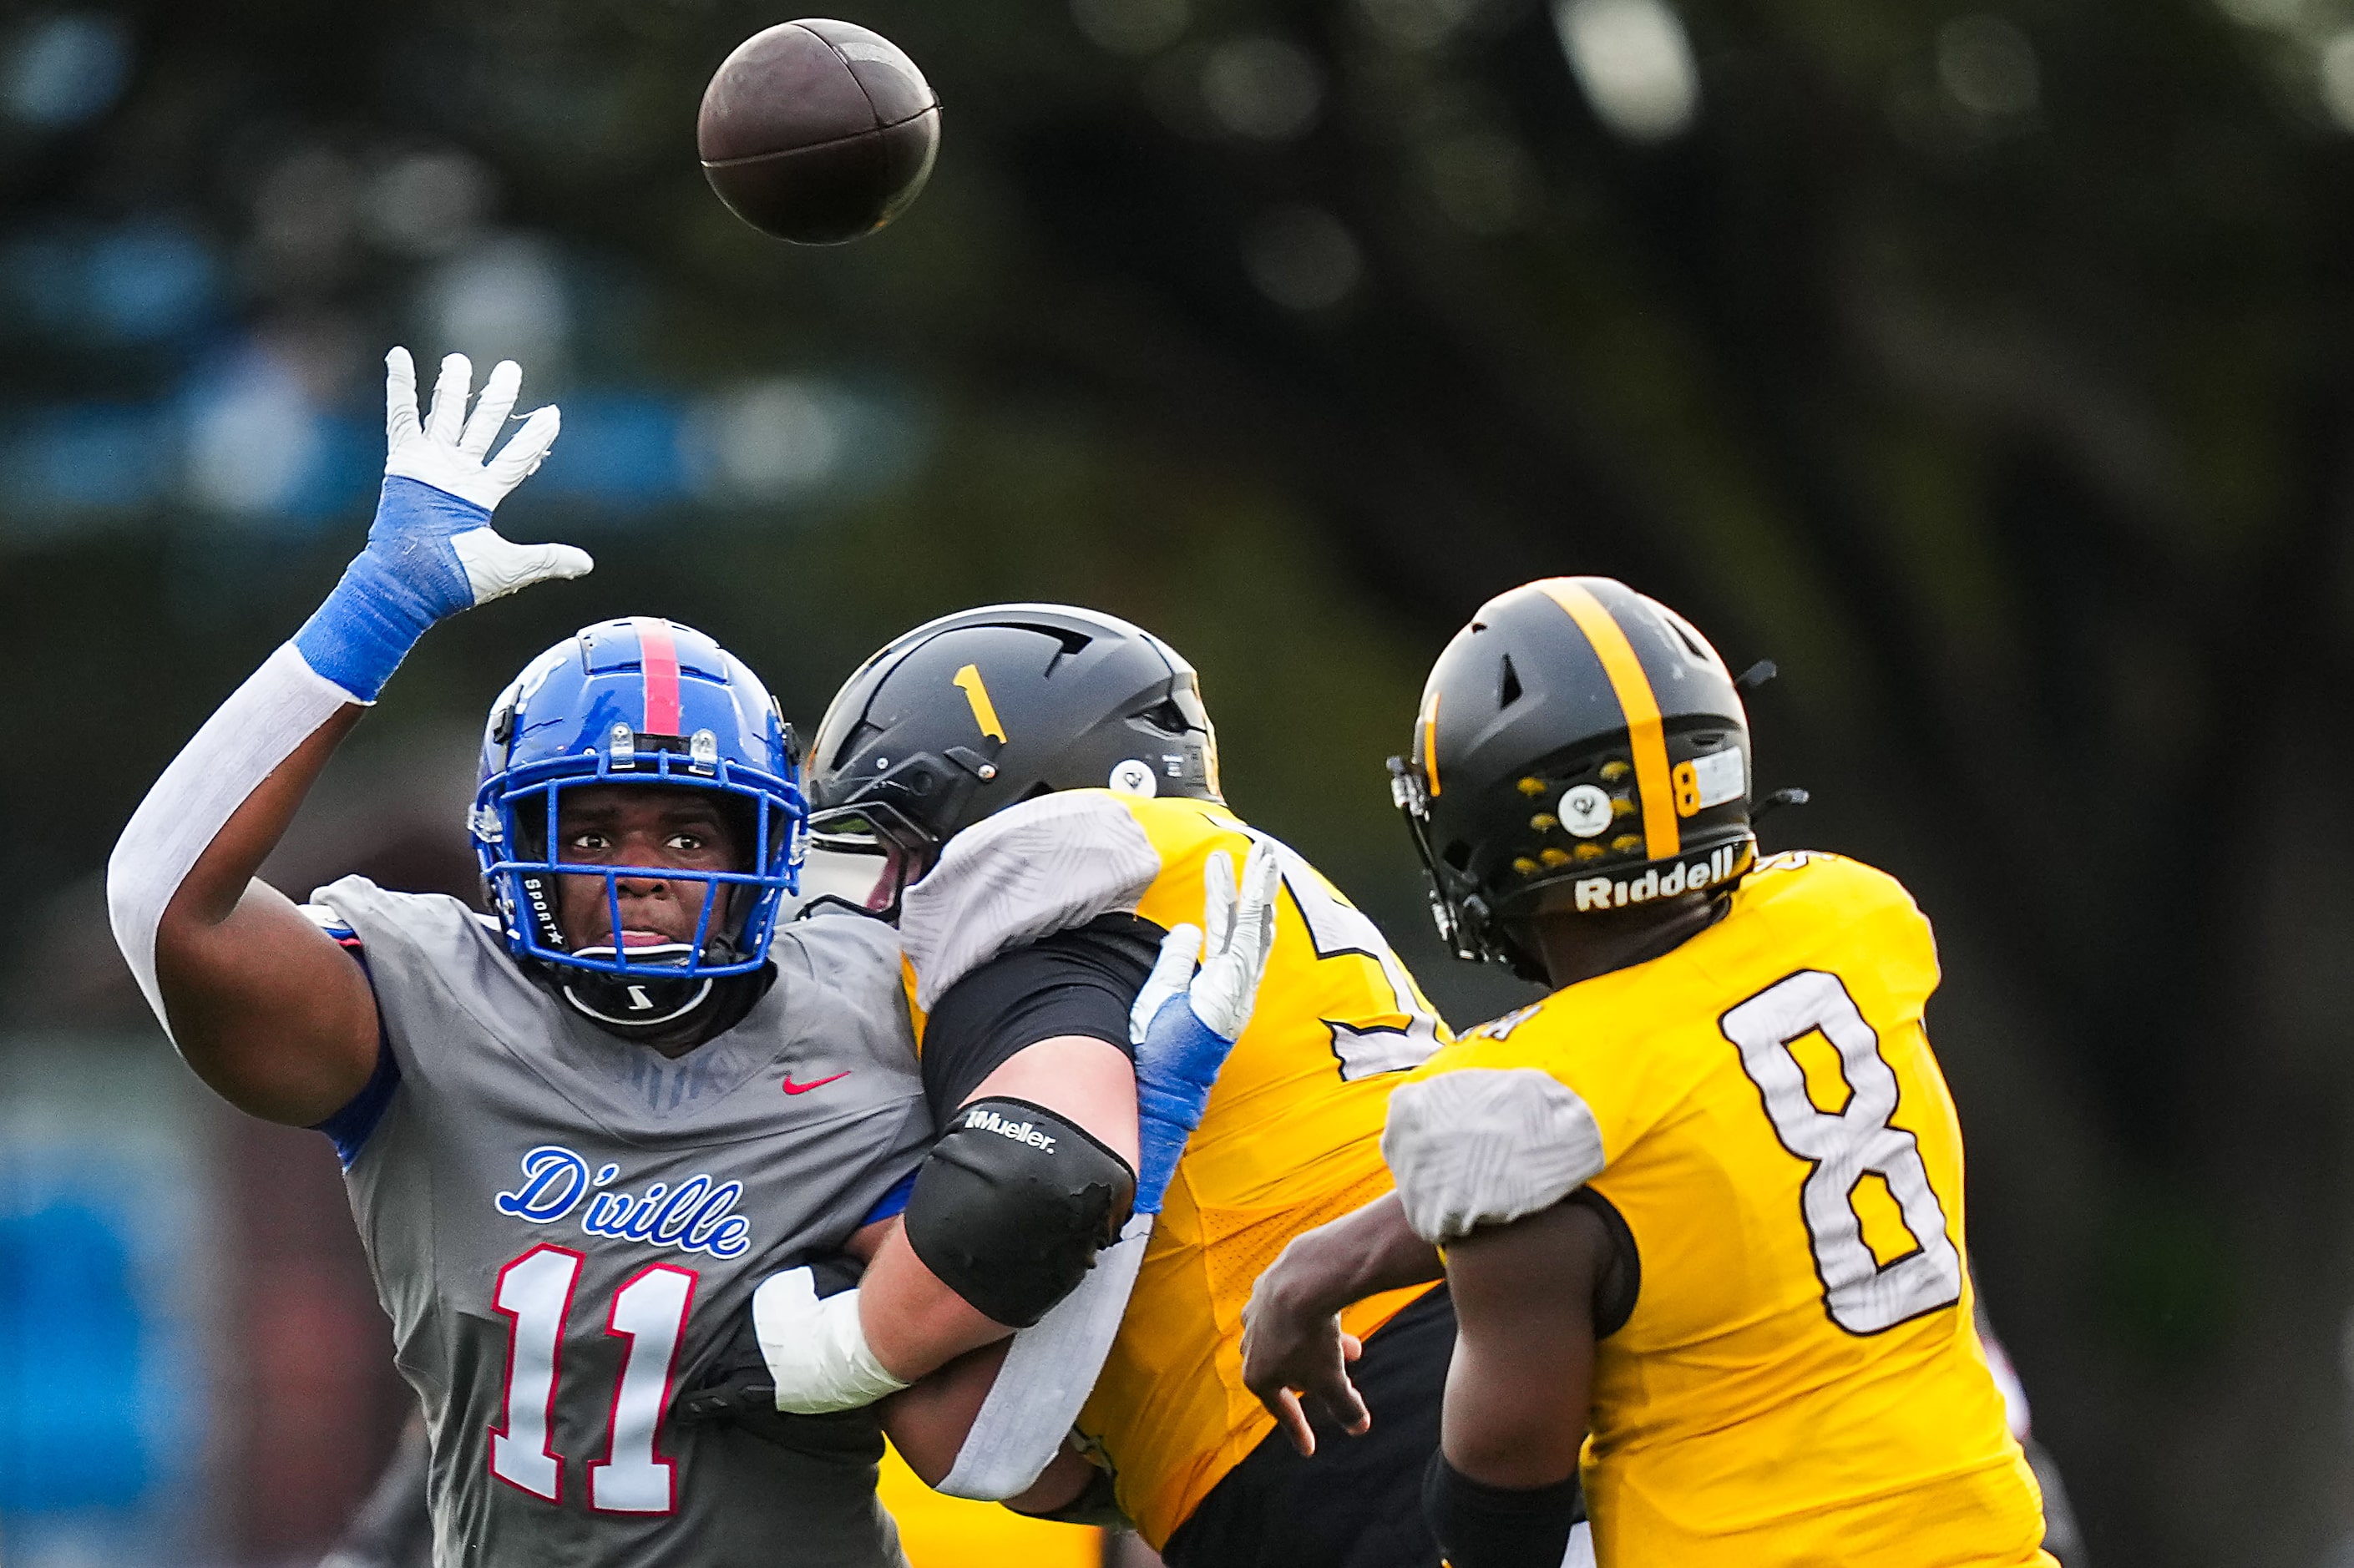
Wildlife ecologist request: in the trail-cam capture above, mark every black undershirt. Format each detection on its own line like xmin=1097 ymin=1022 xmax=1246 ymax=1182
xmin=915 ymin=913 xmax=1163 ymax=1123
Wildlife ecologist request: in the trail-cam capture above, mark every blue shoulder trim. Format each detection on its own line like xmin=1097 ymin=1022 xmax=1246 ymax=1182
xmin=859 ymin=1166 xmax=920 ymax=1228
xmin=313 ymin=1034 xmax=400 ymax=1170
xmin=306 ymin=925 xmax=397 ymax=1168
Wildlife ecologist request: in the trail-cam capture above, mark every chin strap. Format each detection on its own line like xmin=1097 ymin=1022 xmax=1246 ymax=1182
xmin=559 ymin=980 xmax=715 ymax=1028
xmin=545 ymin=932 xmax=758 ymax=1038
xmin=535 ymin=959 xmax=772 ymax=1055
xmin=558 ymin=952 xmax=716 ymax=1029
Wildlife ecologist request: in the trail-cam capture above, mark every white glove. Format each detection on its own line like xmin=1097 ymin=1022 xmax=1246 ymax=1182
xmin=382 ymin=347 xmax=590 ymax=603
xmin=1129 ymin=841 xmax=1283 ymax=1043
xmin=294 ymin=349 xmax=590 ymax=702
xmin=1130 ymin=840 xmax=1281 ymax=1216
xmin=385 ymin=347 xmax=560 ymax=511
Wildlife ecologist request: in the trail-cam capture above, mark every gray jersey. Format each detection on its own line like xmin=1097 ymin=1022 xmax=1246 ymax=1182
xmin=313 ymin=877 xmax=929 ymax=1568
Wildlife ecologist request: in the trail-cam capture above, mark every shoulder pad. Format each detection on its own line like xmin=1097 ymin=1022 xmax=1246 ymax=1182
xmin=1748 ymin=850 xmax=1923 ymax=920
xmin=899 ymin=792 xmax=1161 ymax=1011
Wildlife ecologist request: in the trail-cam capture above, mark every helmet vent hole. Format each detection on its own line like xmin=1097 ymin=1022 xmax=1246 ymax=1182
xmin=1008 ymin=622 xmax=1096 ymax=657
xmin=1137 ymin=698 xmax=1191 ymax=735
xmin=1498 ymin=655 xmax=1523 ymax=708
xmin=1442 ymin=840 xmax=1472 ymax=871
xmin=1663 ymin=614 xmax=1708 ymax=660
xmin=831 ymin=720 xmax=883 ymax=773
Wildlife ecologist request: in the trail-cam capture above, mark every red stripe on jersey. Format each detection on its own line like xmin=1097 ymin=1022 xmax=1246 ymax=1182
xmin=635 ymin=618 xmax=683 ymax=736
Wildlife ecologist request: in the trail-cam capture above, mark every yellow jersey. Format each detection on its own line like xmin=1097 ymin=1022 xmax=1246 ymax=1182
xmin=1394 ymin=851 xmax=2051 ymax=1567
xmin=896 ymin=790 xmax=1446 ymax=1545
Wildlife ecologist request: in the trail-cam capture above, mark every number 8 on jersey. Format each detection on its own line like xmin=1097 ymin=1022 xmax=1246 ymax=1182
xmin=1722 ymin=969 xmax=1962 ymax=1335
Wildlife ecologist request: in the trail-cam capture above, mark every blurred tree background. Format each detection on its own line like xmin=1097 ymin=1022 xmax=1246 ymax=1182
xmin=4 ymin=0 xmax=2354 ymax=1560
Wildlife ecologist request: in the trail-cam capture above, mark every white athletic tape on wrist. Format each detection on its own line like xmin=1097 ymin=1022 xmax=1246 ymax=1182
xmin=752 ymin=1270 xmax=909 ymax=1415
xmin=938 ymin=1211 xmax=1153 ymax=1501
xmin=105 ymin=642 xmax=358 ymax=1035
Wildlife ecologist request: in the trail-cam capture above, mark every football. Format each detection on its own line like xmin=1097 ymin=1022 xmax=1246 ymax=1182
xmin=697 ymin=19 xmax=940 ymax=245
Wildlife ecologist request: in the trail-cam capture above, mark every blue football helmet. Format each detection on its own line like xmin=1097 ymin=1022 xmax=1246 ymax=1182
xmin=471 ymin=616 xmax=807 ymax=1029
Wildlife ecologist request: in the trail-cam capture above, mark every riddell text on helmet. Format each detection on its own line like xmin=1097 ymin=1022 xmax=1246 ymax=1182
xmin=1573 ymin=843 xmax=1743 ymax=912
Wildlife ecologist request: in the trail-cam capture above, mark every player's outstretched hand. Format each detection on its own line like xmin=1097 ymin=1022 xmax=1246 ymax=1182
xmin=383 ymin=346 xmax=567 ymax=515
xmin=1240 ymin=1244 xmax=1370 ymax=1458
xmin=1128 ymin=841 xmax=1282 ymax=1214
xmin=292 ymin=348 xmax=590 ymax=703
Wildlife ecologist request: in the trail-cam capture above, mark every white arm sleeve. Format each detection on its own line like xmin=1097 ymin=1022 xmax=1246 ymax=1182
xmin=936 ymin=1211 xmax=1152 ymax=1500
xmin=105 ymin=642 xmax=357 ymax=1034
xmin=1381 ymin=1068 xmax=1607 ymax=1245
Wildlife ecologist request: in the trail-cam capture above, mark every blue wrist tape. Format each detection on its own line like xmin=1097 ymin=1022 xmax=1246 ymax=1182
xmin=1131 ymin=994 xmax=1232 ymax=1215
xmin=293 ymin=477 xmax=486 ymax=701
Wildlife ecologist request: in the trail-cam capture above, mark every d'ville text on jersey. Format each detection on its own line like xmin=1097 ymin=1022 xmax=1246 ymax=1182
xmin=495 ymin=1144 xmax=753 ymax=1259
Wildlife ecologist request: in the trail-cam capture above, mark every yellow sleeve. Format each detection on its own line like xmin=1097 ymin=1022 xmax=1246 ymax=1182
xmin=899 ymin=953 xmax=929 ymax=1054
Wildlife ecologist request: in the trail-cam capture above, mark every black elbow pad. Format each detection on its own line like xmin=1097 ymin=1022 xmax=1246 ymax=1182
xmin=903 ymin=1097 xmax=1137 ymax=1328
xmin=1422 ymin=1452 xmax=1586 ymax=1568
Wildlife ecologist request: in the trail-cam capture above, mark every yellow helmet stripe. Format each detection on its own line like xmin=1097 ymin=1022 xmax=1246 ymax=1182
xmin=1532 ymin=579 xmax=1680 ymax=862
xmin=951 ymin=663 xmax=1009 ymax=743
xmin=1419 ymin=688 xmax=1442 ymax=797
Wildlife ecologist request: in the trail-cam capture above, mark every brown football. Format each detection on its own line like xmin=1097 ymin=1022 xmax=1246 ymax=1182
xmin=697 ymin=19 xmax=939 ymax=245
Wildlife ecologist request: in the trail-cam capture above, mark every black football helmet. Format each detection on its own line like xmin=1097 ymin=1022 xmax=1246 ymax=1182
xmin=802 ymin=604 xmax=1221 ymax=917
xmin=1391 ymin=577 xmax=1756 ymax=982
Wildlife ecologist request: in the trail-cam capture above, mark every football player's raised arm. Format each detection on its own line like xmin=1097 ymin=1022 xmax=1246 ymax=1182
xmin=109 ymin=348 xmax=585 ymax=1126
xmin=141 ymin=702 xmax=374 ymax=1124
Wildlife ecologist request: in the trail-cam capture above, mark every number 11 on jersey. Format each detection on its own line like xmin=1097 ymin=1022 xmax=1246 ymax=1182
xmin=490 ymin=1245 xmax=699 ymax=1512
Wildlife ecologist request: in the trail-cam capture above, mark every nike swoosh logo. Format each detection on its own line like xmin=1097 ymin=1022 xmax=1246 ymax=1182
xmin=781 ymin=1071 xmax=851 ymax=1096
